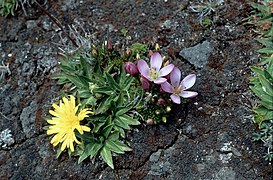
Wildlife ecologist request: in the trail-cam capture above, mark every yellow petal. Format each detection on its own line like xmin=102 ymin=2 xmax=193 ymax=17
xmin=73 ymin=133 xmax=81 ymax=144
xmin=69 ymin=140 xmax=74 ymax=152
xmin=82 ymin=125 xmax=91 ymax=132
xmin=49 ymin=110 xmax=59 ymax=117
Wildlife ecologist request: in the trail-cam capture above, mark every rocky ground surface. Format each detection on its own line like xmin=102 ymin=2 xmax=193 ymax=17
xmin=0 ymin=0 xmax=272 ymax=179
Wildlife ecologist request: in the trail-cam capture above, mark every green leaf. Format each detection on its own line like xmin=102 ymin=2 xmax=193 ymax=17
xmin=94 ymin=86 xmax=114 ymax=95
xmin=257 ymin=38 xmax=273 ymax=47
xmin=56 ymin=146 xmax=62 ymax=159
xmin=78 ymin=89 xmax=92 ymax=98
xmin=114 ymin=117 xmax=130 ymax=130
xmin=261 ymin=99 xmax=273 ymax=110
xmin=108 ymin=132 xmax=119 ymax=141
xmin=263 ymin=70 xmax=273 ymax=83
xmin=253 ymin=106 xmax=273 ymax=127
xmin=90 ymin=143 xmax=104 ymax=159
xmin=100 ymin=146 xmax=114 ymax=169
xmin=115 ymin=106 xmax=131 ymax=116
xmin=102 ymin=123 xmax=114 ymax=138
xmin=84 ymin=96 xmax=97 ymax=106
xmin=96 ymin=96 xmax=114 ymax=114
xmin=80 ymin=56 xmax=92 ymax=79
xmin=119 ymin=114 xmax=141 ymax=126
xmin=114 ymin=140 xmax=132 ymax=151
xmin=250 ymin=66 xmax=264 ymax=76
xmin=65 ymin=74 xmax=86 ymax=88
xmin=78 ymin=143 xmax=93 ymax=163
xmin=93 ymin=121 xmax=106 ymax=133
xmin=258 ymin=75 xmax=273 ymax=96
xmin=105 ymin=140 xmax=125 ymax=154
xmin=105 ymin=72 xmax=120 ymax=91
xmin=121 ymin=75 xmax=134 ymax=90
xmin=113 ymin=126 xmax=126 ymax=138
xmin=257 ymin=48 xmax=273 ymax=54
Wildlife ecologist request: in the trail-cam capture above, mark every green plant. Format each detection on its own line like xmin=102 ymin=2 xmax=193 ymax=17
xmin=253 ymin=121 xmax=273 ymax=161
xmin=0 ymin=0 xmax=38 ymax=17
xmin=249 ymin=0 xmax=273 ymax=162
xmin=49 ymin=43 xmax=142 ymax=169
xmin=45 ymin=38 xmax=198 ymax=168
xmin=189 ymin=0 xmax=224 ymax=24
xmin=120 ymin=28 xmax=128 ymax=37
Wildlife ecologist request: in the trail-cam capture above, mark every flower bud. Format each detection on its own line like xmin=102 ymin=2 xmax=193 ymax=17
xmin=166 ymin=106 xmax=171 ymax=113
xmin=141 ymin=76 xmax=150 ymax=90
xmin=126 ymin=48 xmax=131 ymax=56
xmin=125 ymin=62 xmax=139 ymax=76
xmin=155 ymin=110 xmax=160 ymax=115
xmin=136 ymin=53 xmax=140 ymax=60
xmin=157 ymin=98 xmax=165 ymax=105
xmin=155 ymin=43 xmax=160 ymax=51
xmin=162 ymin=117 xmax=167 ymax=123
xmin=91 ymin=48 xmax=97 ymax=57
xmin=146 ymin=119 xmax=153 ymax=125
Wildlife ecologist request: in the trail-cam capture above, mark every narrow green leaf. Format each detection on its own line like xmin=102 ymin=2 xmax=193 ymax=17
xmin=105 ymin=72 xmax=120 ymax=91
xmin=105 ymin=140 xmax=125 ymax=154
xmin=78 ymin=143 xmax=93 ymax=163
xmin=257 ymin=38 xmax=273 ymax=47
xmin=100 ymin=147 xmax=114 ymax=169
xmin=93 ymin=121 xmax=106 ymax=133
xmin=80 ymin=56 xmax=92 ymax=78
xmin=102 ymin=123 xmax=114 ymax=138
xmin=121 ymin=76 xmax=134 ymax=90
xmin=113 ymin=126 xmax=126 ymax=138
xmin=90 ymin=143 xmax=104 ymax=160
xmin=259 ymin=75 xmax=273 ymax=96
xmin=96 ymin=96 xmax=113 ymax=114
xmin=115 ymin=107 xmax=131 ymax=116
xmin=94 ymin=86 xmax=114 ymax=95
xmin=108 ymin=132 xmax=119 ymax=141
xmin=114 ymin=117 xmax=130 ymax=130
xmin=261 ymin=99 xmax=273 ymax=110
xmin=114 ymin=140 xmax=132 ymax=151
xmin=119 ymin=114 xmax=141 ymax=126
xmin=250 ymin=66 xmax=264 ymax=76
xmin=257 ymin=48 xmax=273 ymax=54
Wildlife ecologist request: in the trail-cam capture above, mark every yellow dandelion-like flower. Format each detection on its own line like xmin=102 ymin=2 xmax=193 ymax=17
xmin=47 ymin=95 xmax=92 ymax=152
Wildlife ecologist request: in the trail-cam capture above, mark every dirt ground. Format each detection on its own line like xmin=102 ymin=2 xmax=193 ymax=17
xmin=0 ymin=0 xmax=272 ymax=179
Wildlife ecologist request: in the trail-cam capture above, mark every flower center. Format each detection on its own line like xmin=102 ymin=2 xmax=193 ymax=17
xmin=173 ymin=85 xmax=182 ymax=95
xmin=149 ymin=68 xmax=159 ymax=80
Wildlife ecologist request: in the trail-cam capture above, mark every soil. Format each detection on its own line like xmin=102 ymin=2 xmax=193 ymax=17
xmin=0 ymin=0 xmax=272 ymax=179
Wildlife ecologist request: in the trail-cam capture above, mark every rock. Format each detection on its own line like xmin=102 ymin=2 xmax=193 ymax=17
xmin=179 ymin=41 xmax=213 ymax=68
xmin=26 ymin=20 xmax=37 ymax=30
xmin=20 ymin=101 xmax=38 ymax=138
xmin=214 ymin=167 xmax=236 ymax=180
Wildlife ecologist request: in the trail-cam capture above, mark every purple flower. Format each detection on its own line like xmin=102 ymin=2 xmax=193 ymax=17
xmin=137 ymin=52 xmax=174 ymax=84
xmin=125 ymin=62 xmax=139 ymax=76
xmin=161 ymin=67 xmax=198 ymax=104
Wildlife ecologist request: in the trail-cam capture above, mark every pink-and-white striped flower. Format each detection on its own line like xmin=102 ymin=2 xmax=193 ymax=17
xmin=161 ymin=67 xmax=198 ymax=104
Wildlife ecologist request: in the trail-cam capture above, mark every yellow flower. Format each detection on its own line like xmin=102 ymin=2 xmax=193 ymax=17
xmin=47 ymin=95 xmax=92 ymax=152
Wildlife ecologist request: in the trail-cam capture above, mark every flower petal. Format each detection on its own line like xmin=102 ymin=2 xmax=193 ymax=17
xmin=154 ymin=77 xmax=167 ymax=84
xmin=161 ymin=82 xmax=173 ymax=93
xmin=159 ymin=64 xmax=174 ymax=77
xmin=181 ymin=74 xmax=196 ymax=90
xmin=170 ymin=94 xmax=181 ymax=104
xmin=170 ymin=67 xmax=181 ymax=87
xmin=180 ymin=91 xmax=198 ymax=98
xmin=137 ymin=60 xmax=150 ymax=80
xmin=150 ymin=52 xmax=162 ymax=71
